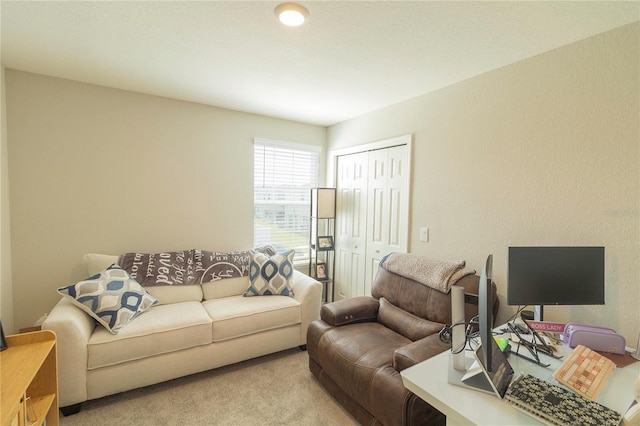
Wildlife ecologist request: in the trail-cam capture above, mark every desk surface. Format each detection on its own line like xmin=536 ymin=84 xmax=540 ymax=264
xmin=401 ymin=333 xmax=639 ymax=425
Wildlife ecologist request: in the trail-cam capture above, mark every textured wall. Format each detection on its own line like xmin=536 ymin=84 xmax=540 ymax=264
xmin=1 ymin=67 xmax=15 ymax=333
xmin=4 ymin=71 xmax=325 ymax=330
xmin=328 ymin=23 xmax=639 ymax=344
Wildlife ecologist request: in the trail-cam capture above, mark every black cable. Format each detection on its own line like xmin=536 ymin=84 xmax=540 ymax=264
xmin=505 ymin=305 xmax=529 ymax=325
xmin=439 ymin=316 xmax=480 ymax=354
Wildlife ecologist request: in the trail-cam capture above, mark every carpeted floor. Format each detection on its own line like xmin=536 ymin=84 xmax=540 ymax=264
xmin=60 ymin=348 xmax=358 ymax=426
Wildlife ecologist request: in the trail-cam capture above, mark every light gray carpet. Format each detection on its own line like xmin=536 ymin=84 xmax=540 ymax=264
xmin=60 ymin=348 xmax=358 ymax=426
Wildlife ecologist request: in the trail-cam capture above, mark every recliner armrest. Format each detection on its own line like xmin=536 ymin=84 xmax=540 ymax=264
xmin=393 ymin=333 xmax=451 ymax=372
xmin=320 ymin=296 xmax=379 ymax=326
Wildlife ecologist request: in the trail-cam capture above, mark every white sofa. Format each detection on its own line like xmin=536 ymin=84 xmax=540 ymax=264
xmin=42 ymin=253 xmax=322 ymax=414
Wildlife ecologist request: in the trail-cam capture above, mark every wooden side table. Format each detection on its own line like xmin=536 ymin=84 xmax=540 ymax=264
xmin=1 ymin=330 xmax=59 ymax=426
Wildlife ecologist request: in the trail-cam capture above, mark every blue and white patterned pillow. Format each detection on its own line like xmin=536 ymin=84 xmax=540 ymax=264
xmin=244 ymin=249 xmax=295 ymax=297
xmin=57 ymin=264 xmax=158 ymax=334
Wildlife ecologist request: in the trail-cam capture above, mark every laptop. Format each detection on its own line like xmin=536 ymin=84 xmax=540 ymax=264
xmin=447 ymin=335 xmax=514 ymax=398
xmin=471 ymin=341 xmax=514 ymax=398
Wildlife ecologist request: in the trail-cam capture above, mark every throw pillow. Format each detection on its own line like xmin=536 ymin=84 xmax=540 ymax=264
xmin=244 ymin=249 xmax=295 ymax=297
xmin=57 ymin=264 xmax=158 ymax=334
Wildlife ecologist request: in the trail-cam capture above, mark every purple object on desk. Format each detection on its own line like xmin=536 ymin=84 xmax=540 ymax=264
xmin=563 ymin=323 xmax=626 ymax=355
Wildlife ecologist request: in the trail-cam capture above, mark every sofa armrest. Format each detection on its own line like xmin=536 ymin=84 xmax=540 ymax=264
xmin=320 ymin=296 xmax=379 ymax=327
xmin=393 ymin=333 xmax=451 ymax=372
xmin=291 ymin=270 xmax=323 ymax=345
xmin=42 ymin=298 xmax=95 ymax=407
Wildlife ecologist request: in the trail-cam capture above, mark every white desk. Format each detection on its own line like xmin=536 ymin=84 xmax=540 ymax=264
xmin=401 ymin=335 xmax=639 ymax=425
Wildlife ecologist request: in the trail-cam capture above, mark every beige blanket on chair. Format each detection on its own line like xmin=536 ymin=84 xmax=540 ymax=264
xmin=380 ymin=253 xmax=474 ymax=293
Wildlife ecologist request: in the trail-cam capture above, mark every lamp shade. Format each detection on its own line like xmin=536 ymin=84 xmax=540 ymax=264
xmin=311 ymin=188 xmax=336 ymax=219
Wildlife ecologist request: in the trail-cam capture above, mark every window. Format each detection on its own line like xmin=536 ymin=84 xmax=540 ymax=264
xmin=253 ymin=139 xmax=320 ymax=261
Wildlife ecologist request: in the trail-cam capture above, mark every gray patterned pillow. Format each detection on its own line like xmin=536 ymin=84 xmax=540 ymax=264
xmin=244 ymin=250 xmax=295 ymax=297
xmin=57 ymin=264 xmax=158 ymax=334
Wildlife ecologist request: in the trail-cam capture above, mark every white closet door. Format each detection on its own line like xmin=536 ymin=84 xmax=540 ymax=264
xmin=334 ymin=143 xmax=409 ymax=299
xmin=334 ymin=151 xmax=368 ymax=300
xmin=364 ymin=145 xmax=409 ymax=295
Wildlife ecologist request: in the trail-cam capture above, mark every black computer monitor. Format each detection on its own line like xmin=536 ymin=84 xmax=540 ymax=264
xmin=478 ymin=254 xmax=494 ymax=372
xmin=507 ymin=246 xmax=605 ymax=320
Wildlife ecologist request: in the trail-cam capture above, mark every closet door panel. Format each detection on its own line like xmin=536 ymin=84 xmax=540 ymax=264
xmin=364 ymin=145 xmax=408 ymax=296
xmin=334 ymin=152 xmax=368 ymax=300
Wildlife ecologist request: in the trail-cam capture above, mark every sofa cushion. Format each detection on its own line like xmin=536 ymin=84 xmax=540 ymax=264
xmin=83 ymin=253 xmax=203 ymax=305
xmin=203 ymin=295 xmax=301 ymax=342
xmin=377 ymin=297 xmax=444 ymax=341
xmin=87 ymin=301 xmax=213 ymax=369
xmin=58 ymin=264 xmax=158 ymax=334
xmin=144 ymin=285 xmax=204 ymax=305
xmin=244 ymin=250 xmax=295 ymax=296
xmin=202 ymin=276 xmax=249 ymax=300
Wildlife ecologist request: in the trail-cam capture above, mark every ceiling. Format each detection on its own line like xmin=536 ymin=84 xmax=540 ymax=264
xmin=2 ymin=1 xmax=639 ymax=126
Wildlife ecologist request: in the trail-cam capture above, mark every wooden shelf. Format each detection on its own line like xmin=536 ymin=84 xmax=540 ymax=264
xmin=28 ymin=394 xmax=56 ymax=425
xmin=1 ymin=330 xmax=59 ymax=426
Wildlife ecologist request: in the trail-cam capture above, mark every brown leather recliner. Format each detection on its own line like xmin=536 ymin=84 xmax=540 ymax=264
xmin=307 ymin=268 xmax=499 ymax=426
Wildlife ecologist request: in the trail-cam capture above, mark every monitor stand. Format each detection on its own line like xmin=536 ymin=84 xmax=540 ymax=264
xmin=447 ymin=353 xmax=494 ymax=396
xmin=522 ymin=306 xmax=544 ymax=322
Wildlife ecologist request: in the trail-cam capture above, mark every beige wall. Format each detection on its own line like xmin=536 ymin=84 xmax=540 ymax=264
xmin=1 ymin=66 xmax=15 ymax=333
xmin=4 ymin=71 xmax=326 ymax=330
xmin=4 ymin=24 xmax=639 ymax=344
xmin=328 ymin=23 xmax=640 ymax=344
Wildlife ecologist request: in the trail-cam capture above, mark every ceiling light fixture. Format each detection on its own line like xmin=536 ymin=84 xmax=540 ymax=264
xmin=274 ymin=3 xmax=309 ymax=27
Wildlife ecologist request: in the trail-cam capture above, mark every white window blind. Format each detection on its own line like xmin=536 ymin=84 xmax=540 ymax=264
xmin=253 ymin=139 xmax=320 ymax=261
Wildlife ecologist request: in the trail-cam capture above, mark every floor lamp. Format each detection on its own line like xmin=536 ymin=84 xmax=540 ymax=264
xmin=310 ymin=188 xmax=336 ymax=302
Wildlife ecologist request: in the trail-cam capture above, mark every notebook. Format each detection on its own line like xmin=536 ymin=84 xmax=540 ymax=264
xmin=505 ymin=373 xmax=622 ymax=426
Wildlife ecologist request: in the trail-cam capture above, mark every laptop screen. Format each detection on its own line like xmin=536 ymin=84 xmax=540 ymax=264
xmin=474 ymin=339 xmax=515 ymax=399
